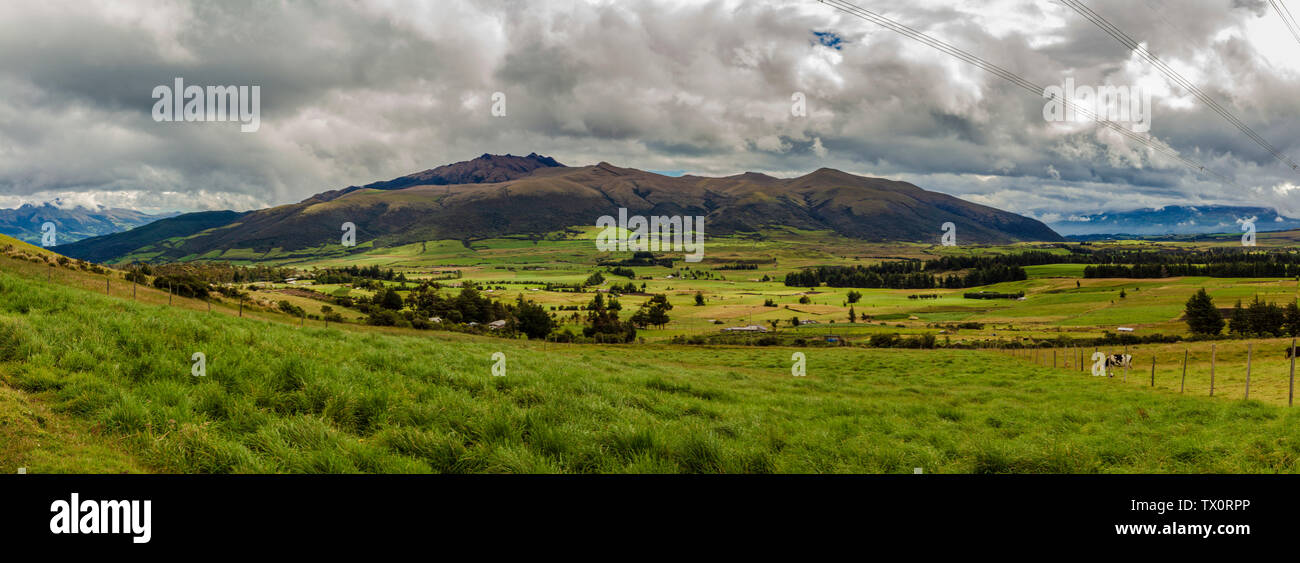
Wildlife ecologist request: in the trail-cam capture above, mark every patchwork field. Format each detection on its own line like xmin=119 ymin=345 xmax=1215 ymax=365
xmin=5 ymin=260 xmax=1300 ymax=474
xmin=6 ymin=229 xmax=1300 ymax=473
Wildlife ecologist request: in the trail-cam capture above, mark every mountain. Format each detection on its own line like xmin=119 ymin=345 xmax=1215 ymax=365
xmin=306 ymin=152 xmax=565 ymax=203
xmin=58 ymin=154 xmax=1063 ymax=263
xmin=1050 ymin=205 xmax=1300 ymax=237
xmin=0 ymin=203 xmax=176 ymax=246
xmin=55 ymin=210 xmax=247 ymax=263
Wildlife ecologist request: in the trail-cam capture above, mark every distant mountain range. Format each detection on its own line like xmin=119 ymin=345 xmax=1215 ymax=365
xmin=0 ymin=203 xmax=176 ymax=246
xmin=58 ymin=153 xmax=1064 ymax=263
xmin=1050 ymin=205 xmax=1300 ymax=238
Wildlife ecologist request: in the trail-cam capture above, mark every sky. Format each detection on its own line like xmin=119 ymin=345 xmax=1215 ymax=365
xmin=0 ymin=0 xmax=1297 ymax=226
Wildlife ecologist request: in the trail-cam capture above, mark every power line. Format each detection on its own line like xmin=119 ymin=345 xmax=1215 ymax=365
xmin=1058 ymin=0 xmax=1299 ymax=173
xmin=1269 ymin=0 xmax=1300 ymax=49
xmin=815 ymin=0 xmax=1236 ymax=184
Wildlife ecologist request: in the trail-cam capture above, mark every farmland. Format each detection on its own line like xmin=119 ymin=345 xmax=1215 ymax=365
xmin=5 ymin=229 xmax=1300 ymax=473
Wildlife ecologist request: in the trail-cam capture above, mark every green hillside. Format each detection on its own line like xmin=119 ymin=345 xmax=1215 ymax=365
xmin=4 ymin=253 xmax=1300 ymax=473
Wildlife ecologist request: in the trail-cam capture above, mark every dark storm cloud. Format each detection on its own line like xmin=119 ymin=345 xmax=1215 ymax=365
xmin=0 ymin=0 xmax=1296 ymax=221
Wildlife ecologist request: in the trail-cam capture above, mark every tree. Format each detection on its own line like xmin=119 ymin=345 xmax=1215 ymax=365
xmin=848 ymin=305 xmax=857 ymax=323
xmin=631 ymin=294 xmax=673 ymax=329
xmin=379 ymin=287 xmax=404 ymax=310
xmin=1228 ymin=299 xmax=1247 ymax=335
xmin=1285 ymin=301 xmax=1300 ymax=337
xmin=694 ymin=291 xmax=705 ymax=306
xmin=1184 ymin=288 xmax=1224 ymax=335
xmin=583 ymin=293 xmax=636 ymax=343
xmin=847 ymin=290 xmax=862 ymax=304
xmin=514 ymin=295 xmax=554 ymax=340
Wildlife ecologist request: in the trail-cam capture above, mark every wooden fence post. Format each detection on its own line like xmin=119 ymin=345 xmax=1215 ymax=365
xmin=1209 ymin=344 xmax=1216 ymax=397
xmin=105 ymin=277 xmax=109 ymax=295
xmin=1245 ymin=343 xmax=1252 ymax=400
xmin=1290 ymin=338 xmax=1296 ymax=407
xmin=1150 ymin=355 xmax=1155 ymax=388
xmin=1180 ymin=350 xmax=1188 ymax=394
xmin=1053 ymin=348 xmax=1057 ymax=369
xmin=1123 ymin=345 xmax=1129 ymax=382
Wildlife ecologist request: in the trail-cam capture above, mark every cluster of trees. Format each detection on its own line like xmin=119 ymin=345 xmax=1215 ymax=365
xmin=128 ymin=262 xmax=299 ymax=284
xmin=1227 ymin=297 xmax=1300 ymax=337
xmin=1085 ymin=263 xmax=1300 ymax=278
xmin=915 ymin=248 xmax=1300 ymax=280
xmin=582 ymin=293 xmax=637 ymax=343
xmin=1182 ymin=288 xmax=1300 ymax=337
xmin=599 ymin=251 xmax=674 ymax=268
xmin=963 ymin=291 xmax=1024 ymax=300
xmin=400 ymin=283 xmax=507 ymax=325
xmin=314 ymin=265 xmax=407 ymax=284
xmin=868 ymin=333 xmax=938 ymax=349
xmin=785 ymin=263 xmax=1026 ymax=289
xmin=151 ymin=274 xmax=210 ymax=298
xmin=629 ymin=294 xmax=673 ymax=328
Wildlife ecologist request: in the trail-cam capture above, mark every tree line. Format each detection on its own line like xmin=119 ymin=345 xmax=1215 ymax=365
xmin=784 ymin=263 xmax=1026 ymax=289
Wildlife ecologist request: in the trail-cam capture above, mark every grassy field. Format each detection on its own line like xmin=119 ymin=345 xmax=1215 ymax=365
xmin=5 ymin=251 xmax=1300 ymax=473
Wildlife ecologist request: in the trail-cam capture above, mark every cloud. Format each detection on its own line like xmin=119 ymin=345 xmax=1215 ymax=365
xmin=0 ymin=0 xmax=1295 ymax=220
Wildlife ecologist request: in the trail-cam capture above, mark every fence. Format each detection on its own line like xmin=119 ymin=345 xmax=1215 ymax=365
xmin=996 ymin=339 xmax=1298 ymax=406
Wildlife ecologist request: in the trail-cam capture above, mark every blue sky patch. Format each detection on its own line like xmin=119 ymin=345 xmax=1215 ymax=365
xmin=813 ymin=31 xmax=844 ymax=50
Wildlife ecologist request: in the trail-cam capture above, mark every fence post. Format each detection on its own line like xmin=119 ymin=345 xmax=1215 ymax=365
xmin=239 ymin=297 xmax=244 ymax=318
xmin=1180 ymin=350 xmax=1187 ymax=394
xmin=1290 ymin=338 xmax=1296 ymax=407
xmin=105 ymin=277 xmax=109 ymax=295
xmin=1209 ymin=344 xmax=1216 ymax=397
xmin=1053 ymin=348 xmax=1057 ymax=369
xmin=1150 ymin=355 xmax=1155 ymax=388
xmin=1245 ymin=343 xmax=1252 ymax=400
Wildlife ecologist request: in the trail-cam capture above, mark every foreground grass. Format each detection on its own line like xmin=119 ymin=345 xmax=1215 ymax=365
xmin=3 ymin=267 xmax=1300 ymax=473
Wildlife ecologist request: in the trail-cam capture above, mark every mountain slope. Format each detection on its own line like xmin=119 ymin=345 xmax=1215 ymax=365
xmin=60 ymin=154 xmax=1063 ymax=263
xmin=55 ymin=210 xmax=247 ymax=263
xmin=0 ymin=203 xmax=175 ymax=245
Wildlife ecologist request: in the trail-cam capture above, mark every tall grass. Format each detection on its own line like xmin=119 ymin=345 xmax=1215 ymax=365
xmin=3 ymin=269 xmax=1300 ymax=473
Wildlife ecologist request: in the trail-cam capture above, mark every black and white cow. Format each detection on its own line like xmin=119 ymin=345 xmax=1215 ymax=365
xmin=1105 ymin=354 xmax=1132 ymax=377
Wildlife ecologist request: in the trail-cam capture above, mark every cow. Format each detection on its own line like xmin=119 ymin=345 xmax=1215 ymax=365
xmin=1105 ymin=354 xmax=1132 ymax=378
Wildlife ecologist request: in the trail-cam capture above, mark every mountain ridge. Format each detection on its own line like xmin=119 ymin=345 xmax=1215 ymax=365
xmin=59 ymin=154 xmax=1064 ymax=263
xmin=0 ymin=203 xmax=176 ymax=246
